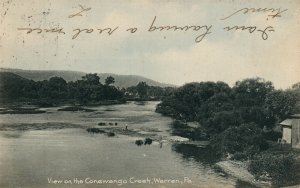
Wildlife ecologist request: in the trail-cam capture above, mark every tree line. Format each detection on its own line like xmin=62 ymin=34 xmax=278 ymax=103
xmin=0 ymin=72 xmax=174 ymax=104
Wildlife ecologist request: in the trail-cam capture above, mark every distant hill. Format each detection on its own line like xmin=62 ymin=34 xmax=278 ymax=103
xmin=96 ymin=73 xmax=175 ymax=88
xmin=0 ymin=68 xmax=85 ymax=82
xmin=0 ymin=72 xmax=29 ymax=85
xmin=0 ymin=72 xmax=31 ymax=90
xmin=0 ymin=68 xmax=175 ymax=88
xmin=0 ymin=72 xmax=32 ymax=99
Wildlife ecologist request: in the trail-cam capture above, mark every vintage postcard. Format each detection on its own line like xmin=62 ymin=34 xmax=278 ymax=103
xmin=0 ymin=0 xmax=300 ymax=187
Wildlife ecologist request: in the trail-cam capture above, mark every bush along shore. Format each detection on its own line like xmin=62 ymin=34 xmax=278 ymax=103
xmin=156 ymin=78 xmax=300 ymax=187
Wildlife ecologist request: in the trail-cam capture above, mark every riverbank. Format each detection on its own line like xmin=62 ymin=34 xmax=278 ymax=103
xmin=216 ymin=160 xmax=271 ymax=188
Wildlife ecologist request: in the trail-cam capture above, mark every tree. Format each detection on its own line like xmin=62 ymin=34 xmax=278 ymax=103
xmin=291 ymin=82 xmax=300 ymax=113
xmin=82 ymin=73 xmax=100 ymax=85
xmin=202 ymin=110 xmax=242 ymax=135
xmin=232 ymin=78 xmax=276 ymax=129
xmin=47 ymin=77 xmax=68 ymax=99
xmin=198 ymin=92 xmax=234 ymax=119
xmin=136 ymin=82 xmax=149 ymax=98
xmin=265 ymin=90 xmax=298 ymax=120
xmin=23 ymin=80 xmax=39 ymax=98
xmin=292 ymin=82 xmax=300 ymax=90
xmin=156 ymin=82 xmax=233 ymax=121
xmin=237 ymin=105 xmax=276 ymax=129
xmin=105 ymin=76 xmax=115 ymax=86
xmin=233 ymin=78 xmax=274 ymax=107
xmin=213 ymin=123 xmax=268 ymax=158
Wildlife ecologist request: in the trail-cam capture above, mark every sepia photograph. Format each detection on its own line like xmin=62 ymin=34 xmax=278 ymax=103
xmin=0 ymin=0 xmax=300 ymax=187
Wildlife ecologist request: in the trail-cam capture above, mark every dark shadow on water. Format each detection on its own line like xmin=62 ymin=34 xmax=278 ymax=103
xmin=104 ymin=109 xmax=117 ymax=111
xmin=134 ymin=101 xmax=148 ymax=105
xmin=172 ymin=143 xmax=220 ymax=165
xmin=1 ymin=131 xmax=24 ymax=138
xmin=235 ymin=180 xmax=260 ymax=188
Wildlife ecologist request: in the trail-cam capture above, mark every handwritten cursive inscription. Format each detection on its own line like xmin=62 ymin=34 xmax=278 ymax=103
xmin=16 ymin=6 xmax=287 ymax=43
xmin=72 ymin=27 xmax=119 ymax=39
xmin=223 ymin=25 xmax=275 ymax=40
xmin=148 ymin=16 xmax=212 ymax=43
xmin=68 ymin=5 xmax=91 ymax=18
xmin=17 ymin=27 xmax=66 ymax=34
xmin=220 ymin=8 xmax=288 ymax=20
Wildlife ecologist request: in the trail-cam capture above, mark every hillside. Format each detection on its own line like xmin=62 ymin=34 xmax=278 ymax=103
xmin=0 ymin=72 xmax=29 ymax=84
xmin=0 ymin=68 xmax=174 ymax=88
xmin=0 ymin=72 xmax=31 ymax=99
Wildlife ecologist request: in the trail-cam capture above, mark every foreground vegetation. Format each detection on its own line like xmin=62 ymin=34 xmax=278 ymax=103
xmin=156 ymin=78 xmax=300 ymax=187
xmin=249 ymin=151 xmax=300 ymax=187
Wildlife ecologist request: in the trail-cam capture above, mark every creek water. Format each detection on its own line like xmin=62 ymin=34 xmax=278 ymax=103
xmin=0 ymin=101 xmax=248 ymax=188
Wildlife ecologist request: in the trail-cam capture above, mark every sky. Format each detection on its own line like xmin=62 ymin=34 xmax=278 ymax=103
xmin=0 ymin=0 xmax=299 ymax=88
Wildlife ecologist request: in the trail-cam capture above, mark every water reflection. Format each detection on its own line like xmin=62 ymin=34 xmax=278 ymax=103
xmin=172 ymin=143 xmax=219 ymax=165
xmin=1 ymin=131 xmax=24 ymax=138
xmin=235 ymin=180 xmax=260 ymax=188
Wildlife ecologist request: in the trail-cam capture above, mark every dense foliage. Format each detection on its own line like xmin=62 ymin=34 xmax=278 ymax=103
xmin=211 ymin=123 xmax=269 ymax=159
xmin=0 ymin=72 xmax=124 ymax=104
xmin=126 ymin=81 xmax=175 ymax=100
xmin=156 ymin=81 xmax=233 ymax=121
xmin=0 ymin=72 xmax=173 ymax=105
xmin=156 ymin=78 xmax=300 ymax=158
xmin=249 ymin=152 xmax=300 ymax=187
xmin=157 ymin=78 xmax=300 ymax=186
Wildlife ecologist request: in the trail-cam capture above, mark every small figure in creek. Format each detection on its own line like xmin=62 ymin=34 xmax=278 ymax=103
xmin=159 ymin=135 xmax=163 ymax=148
